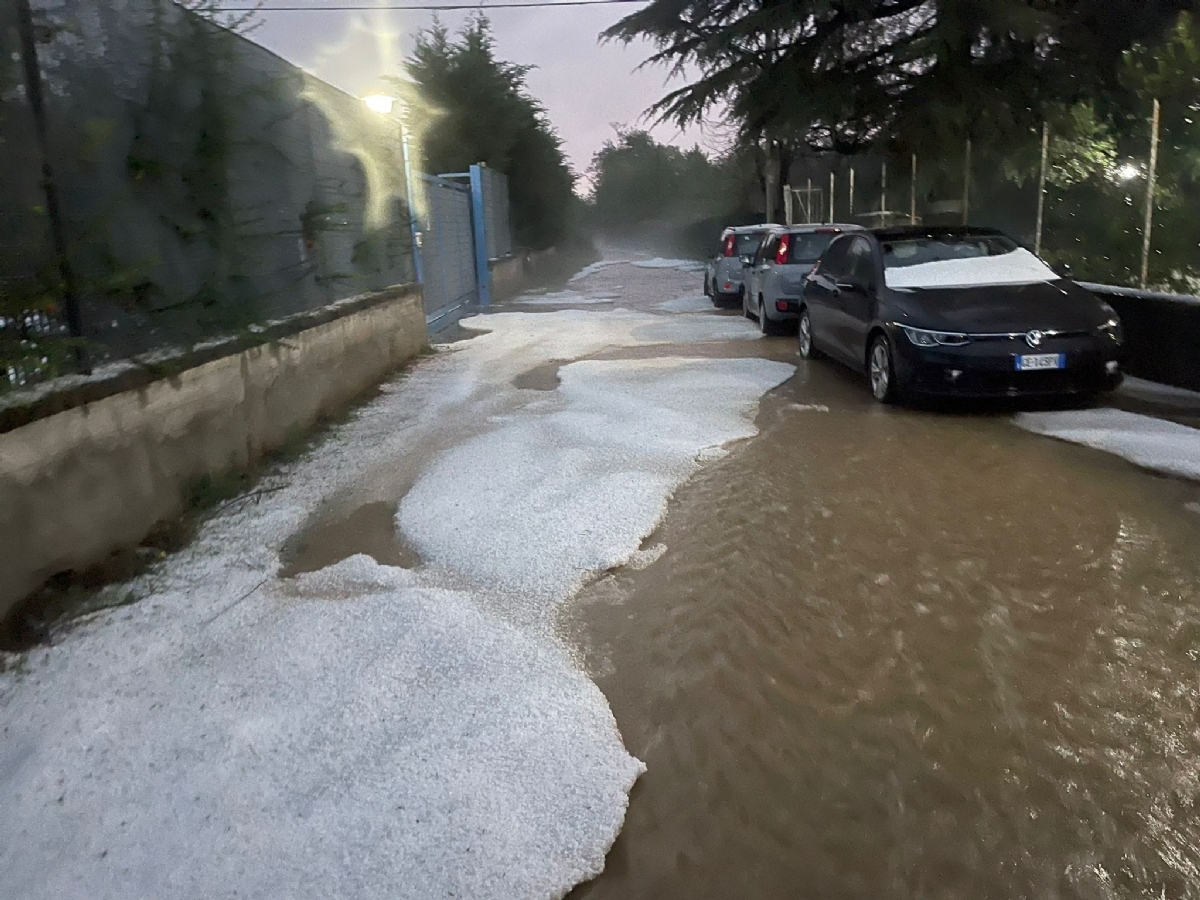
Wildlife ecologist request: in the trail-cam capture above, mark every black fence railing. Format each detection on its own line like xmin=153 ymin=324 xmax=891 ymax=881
xmin=1084 ymin=283 xmax=1200 ymax=392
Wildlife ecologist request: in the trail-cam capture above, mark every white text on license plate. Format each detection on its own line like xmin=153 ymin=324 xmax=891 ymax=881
xmin=1015 ymin=353 xmax=1065 ymax=371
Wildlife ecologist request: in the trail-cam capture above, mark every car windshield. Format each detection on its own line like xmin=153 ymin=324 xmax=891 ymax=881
xmin=786 ymin=232 xmax=842 ymax=264
xmin=882 ymin=235 xmax=1020 ymax=268
xmin=881 ymin=236 xmax=1058 ymax=289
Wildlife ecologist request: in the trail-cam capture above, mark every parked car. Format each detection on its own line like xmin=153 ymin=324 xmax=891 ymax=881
xmin=798 ymin=226 xmax=1125 ymax=403
xmin=704 ymin=225 xmax=776 ymax=308
xmin=742 ymin=224 xmax=863 ymax=334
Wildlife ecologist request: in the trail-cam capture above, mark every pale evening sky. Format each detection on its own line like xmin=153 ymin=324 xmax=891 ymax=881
xmin=246 ymin=2 xmax=719 ymax=185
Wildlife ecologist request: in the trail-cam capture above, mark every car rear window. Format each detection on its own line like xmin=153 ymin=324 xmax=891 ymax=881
xmin=735 ymin=233 xmax=766 ymax=256
xmin=786 ymin=231 xmax=842 ymax=264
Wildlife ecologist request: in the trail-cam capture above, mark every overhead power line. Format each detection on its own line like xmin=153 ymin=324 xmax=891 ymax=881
xmin=214 ymin=0 xmax=644 ymax=10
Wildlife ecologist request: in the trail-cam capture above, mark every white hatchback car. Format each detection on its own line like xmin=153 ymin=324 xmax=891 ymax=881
xmin=743 ymin=224 xmax=864 ymax=334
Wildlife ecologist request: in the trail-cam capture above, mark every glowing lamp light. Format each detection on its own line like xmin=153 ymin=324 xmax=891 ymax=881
xmin=1114 ymin=162 xmax=1142 ymax=183
xmin=362 ymin=94 xmax=396 ymax=115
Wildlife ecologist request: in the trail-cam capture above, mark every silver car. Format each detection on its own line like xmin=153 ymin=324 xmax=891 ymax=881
xmin=704 ymin=224 xmax=776 ymax=308
xmin=743 ymin=224 xmax=864 ymax=334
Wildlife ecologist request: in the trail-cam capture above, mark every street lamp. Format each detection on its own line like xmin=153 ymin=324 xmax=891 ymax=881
xmin=1113 ymin=162 xmax=1143 ymax=183
xmin=362 ymin=94 xmax=395 ymax=115
xmin=361 ymin=93 xmax=423 ymax=285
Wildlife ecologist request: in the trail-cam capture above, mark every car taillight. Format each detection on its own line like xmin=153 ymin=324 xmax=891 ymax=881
xmin=775 ymin=235 xmax=790 ymax=266
xmin=723 ymin=235 xmax=736 ymax=257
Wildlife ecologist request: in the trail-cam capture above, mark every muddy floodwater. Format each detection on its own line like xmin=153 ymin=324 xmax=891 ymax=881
xmin=274 ymin=258 xmax=1200 ymax=898
xmin=564 ymin=343 xmax=1200 ymax=898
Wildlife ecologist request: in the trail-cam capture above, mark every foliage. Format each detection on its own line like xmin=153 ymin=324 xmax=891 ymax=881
xmin=1000 ymin=102 xmax=1118 ymax=189
xmin=1123 ymin=11 xmax=1200 ymax=182
xmin=178 ymin=0 xmax=263 ymax=34
xmin=605 ymin=1 xmax=1192 ymax=154
xmin=607 ymin=1 xmax=1200 ymax=289
xmin=1118 ymin=12 xmax=1200 ymax=289
xmin=395 ymin=17 xmax=577 ymax=250
xmin=588 ymin=129 xmax=725 ymax=226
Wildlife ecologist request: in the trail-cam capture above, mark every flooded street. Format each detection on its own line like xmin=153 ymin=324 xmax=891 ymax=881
xmin=7 ymin=254 xmax=1200 ymax=900
xmin=557 ymin=262 xmax=1200 ymax=899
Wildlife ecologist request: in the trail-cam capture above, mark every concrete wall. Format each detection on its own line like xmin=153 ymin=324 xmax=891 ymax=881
xmin=489 ymin=254 xmax=528 ymax=295
xmin=0 ymin=286 xmax=427 ymax=619
xmin=488 ymin=247 xmax=583 ymax=302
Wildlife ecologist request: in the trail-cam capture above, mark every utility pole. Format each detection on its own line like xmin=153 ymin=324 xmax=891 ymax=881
xmin=398 ymin=108 xmax=423 ymax=285
xmin=849 ymin=167 xmax=855 ymax=218
xmin=1035 ymin=123 xmax=1049 ymax=257
xmin=910 ymin=154 xmax=917 ymax=224
xmin=1140 ymin=99 xmax=1161 ymax=290
xmin=765 ymin=142 xmax=777 ymax=223
xmin=16 ymin=0 xmax=89 ymax=372
xmin=962 ymin=138 xmax=972 ymax=226
xmin=880 ymin=161 xmax=888 ymax=222
xmin=828 ymin=171 xmax=835 ymax=223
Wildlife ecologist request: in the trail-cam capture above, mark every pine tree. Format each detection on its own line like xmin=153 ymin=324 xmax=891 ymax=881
xmin=396 ymin=17 xmax=577 ymax=249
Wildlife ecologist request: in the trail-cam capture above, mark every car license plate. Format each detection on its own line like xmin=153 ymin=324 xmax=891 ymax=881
xmin=1015 ymin=353 xmax=1066 ymax=371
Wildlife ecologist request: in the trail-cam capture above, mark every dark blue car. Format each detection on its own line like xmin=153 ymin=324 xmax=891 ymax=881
xmin=798 ymin=226 xmax=1125 ymax=403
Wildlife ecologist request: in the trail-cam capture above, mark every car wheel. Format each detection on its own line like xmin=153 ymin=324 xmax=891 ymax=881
xmin=703 ymin=275 xmax=711 ymax=298
xmin=868 ymin=334 xmax=899 ymax=404
xmin=798 ymin=307 xmax=821 ymax=359
xmin=759 ymin=297 xmax=784 ymax=336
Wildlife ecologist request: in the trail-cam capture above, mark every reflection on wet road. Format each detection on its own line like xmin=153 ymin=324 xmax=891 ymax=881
xmin=565 ymin=350 xmax=1200 ymax=899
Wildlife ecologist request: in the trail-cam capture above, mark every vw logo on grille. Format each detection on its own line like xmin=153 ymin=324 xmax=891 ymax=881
xmin=1025 ymin=330 xmax=1044 ymax=348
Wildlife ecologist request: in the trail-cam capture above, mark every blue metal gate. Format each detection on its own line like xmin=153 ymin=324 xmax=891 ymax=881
xmin=416 ymin=164 xmax=514 ymax=331
xmin=474 ymin=165 xmax=512 ymax=261
xmin=419 ymin=173 xmax=478 ymax=327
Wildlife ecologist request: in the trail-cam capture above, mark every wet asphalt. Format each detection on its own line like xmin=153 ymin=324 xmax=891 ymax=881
xmin=549 ymin=260 xmax=1200 ymax=900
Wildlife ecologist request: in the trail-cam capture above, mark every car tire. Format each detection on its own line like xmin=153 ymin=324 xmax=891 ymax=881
xmin=798 ymin=307 xmax=821 ymax=359
xmin=742 ymin=288 xmax=753 ymax=319
xmin=758 ymin=296 xmax=784 ymax=336
xmin=868 ymin=333 xmax=900 ymax=404
xmin=703 ymin=275 xmax=711 ymax=298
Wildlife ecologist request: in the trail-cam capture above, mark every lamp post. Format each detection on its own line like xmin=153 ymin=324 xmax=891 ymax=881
xmin=362 ymin=94 xmax=423 ymax=285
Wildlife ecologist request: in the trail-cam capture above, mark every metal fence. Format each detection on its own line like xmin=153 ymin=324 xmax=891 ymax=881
xmin=419 ymin=174 xmax=479 ymax=327
xmin=781 ymin=95 xmax=1198 ymax=295
xmin=476 ymin=165 xmax=513 ymax=262
xmin=2 ymin=0 xmax=416 ymax=391
xmin=3 ymin=0 xmax=518 ymax=394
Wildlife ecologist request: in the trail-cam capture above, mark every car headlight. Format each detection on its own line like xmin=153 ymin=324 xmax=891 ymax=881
xmin=900 ymin=326 xmax=970 ymax=347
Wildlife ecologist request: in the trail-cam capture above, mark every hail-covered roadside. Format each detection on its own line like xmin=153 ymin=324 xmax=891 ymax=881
xmin=1015 ymin=407 xmax=1200 ymax=481
xmin=0 ymin=255 xmax=793 ymax=900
